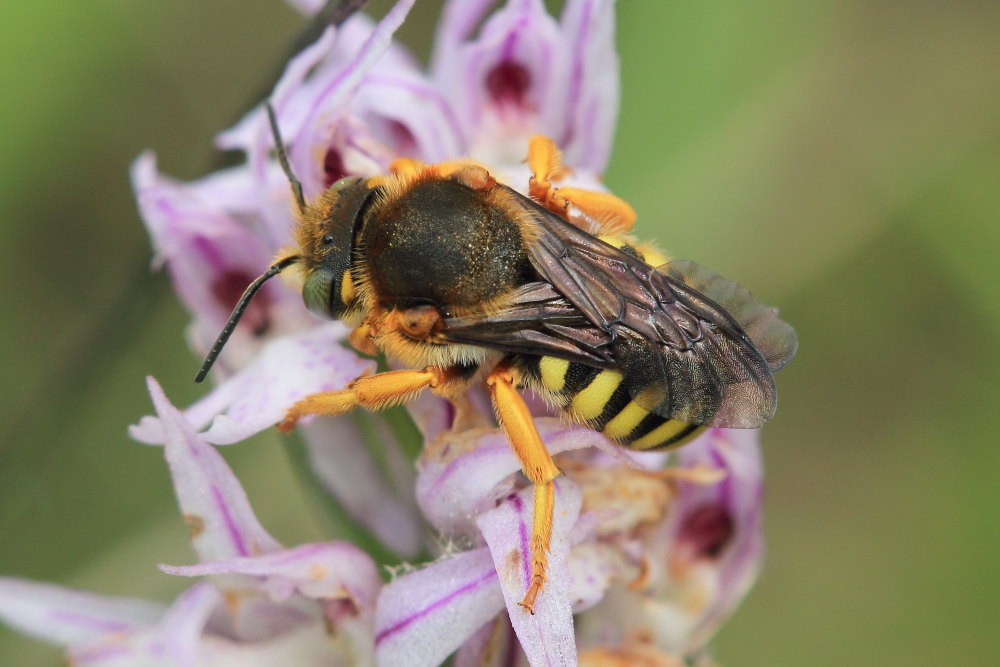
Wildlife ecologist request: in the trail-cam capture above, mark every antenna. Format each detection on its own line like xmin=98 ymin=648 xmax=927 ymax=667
xmin=194 ymin=254 xmax=300 ymax=383
xmin=266 ymin=102 xmax=306 ymax=214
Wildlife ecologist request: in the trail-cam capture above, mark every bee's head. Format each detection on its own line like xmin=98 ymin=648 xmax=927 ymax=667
xmin=195 ymin=103 xmax=373 ymax=383
xmin=298 ymin=176 xmax=372 ymax=320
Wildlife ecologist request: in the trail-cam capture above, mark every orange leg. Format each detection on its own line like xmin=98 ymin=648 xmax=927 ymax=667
xmin=486 ymin=362 xmax=560 ymax=614
xmin=527 ymin=135 xmax=637 ymax=232
xmin=278 ymin=367 xmax=450 ymax=432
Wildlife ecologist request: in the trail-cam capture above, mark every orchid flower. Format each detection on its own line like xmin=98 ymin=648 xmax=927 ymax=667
xmin=0 ymin=1 xmax=770 ymax=665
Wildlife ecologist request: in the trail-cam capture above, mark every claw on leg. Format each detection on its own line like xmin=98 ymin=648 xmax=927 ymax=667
xmin=487 ymin=362 xmax=560 ymax=613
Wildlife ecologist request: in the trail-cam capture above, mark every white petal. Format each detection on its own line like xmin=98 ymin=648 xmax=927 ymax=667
xmin=161 ymin=542 xmax=381 ymax=614
xmin=129 ymin=324 xmax=373 ymax=445
xmin=0 ymin=577 xmax=163 ymax=647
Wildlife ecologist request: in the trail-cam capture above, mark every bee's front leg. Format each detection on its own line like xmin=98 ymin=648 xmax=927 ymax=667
xmin=278 ymin=366 xmax=455 ymax=432
xmin=486 ymin=360 xmax=561 ymax=614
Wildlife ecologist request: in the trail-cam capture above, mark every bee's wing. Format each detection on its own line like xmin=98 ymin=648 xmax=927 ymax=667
xmin=480 ymin=188 xmax=795 ymax=428
xmin=443 ymin=281 xmax=618 ymax=368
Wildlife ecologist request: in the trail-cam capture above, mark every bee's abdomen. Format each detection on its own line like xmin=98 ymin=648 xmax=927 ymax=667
xmin=515 ymin=355 xmax=705 ymax=451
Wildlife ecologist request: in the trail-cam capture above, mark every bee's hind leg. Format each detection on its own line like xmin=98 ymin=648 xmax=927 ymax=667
xmin=486 ymin=360 xmax=561 ymax=614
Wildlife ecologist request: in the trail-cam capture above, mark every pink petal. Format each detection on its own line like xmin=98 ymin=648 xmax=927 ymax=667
xmin=557 ymin=0 xmax=619 ymax=172
xmin=354 ymin=71 xmax=465 ymax=161
xmin=375 ymin=547 xmax=505 ymax=667
xmin=161 ymin=542 xmax=380 ymax=615
xmin=141 ymin=377 xmax=282 ymax=562
xmin=417 ymin=418 xmax=621 ymax=537
xmin=289 ymin=0 xmax=418 ymax=196
xmin=131 ymin=154 xmax=307 ymax=362
xmin=129 ymin=324 xmax=374 ymax=445
xmin=477 ymin=478 xmax=581 ymax=667
xmin=302 ymin=416 xmax=423 ymax=556
xmin=670 ymin=428 xmax=764 ymax=650
xmin=433 ymin=0 xmax=564 ymax=159
xmin=0 ymin=577 xmax=163 ymax=647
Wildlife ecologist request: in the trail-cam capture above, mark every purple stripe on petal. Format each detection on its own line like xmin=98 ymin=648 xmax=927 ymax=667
xmin=375 ymin=548 xmax=505 ymax=667
xmin=375 ymin=569 xmax=496 ymax=644
xmin=144 ymin=377 xmax=282 ymax=565
xmin=212 ymin=484 xmax=249 ymax=557
xmin=0 ymin=577 xmax=164 ymax=647
xmin=47 ymin=610 xmax=135 ymax=635
xmin=509 ymin=493 xmax=532 ymax=586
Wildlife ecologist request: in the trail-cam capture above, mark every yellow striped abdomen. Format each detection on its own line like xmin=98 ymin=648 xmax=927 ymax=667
xmin=516 ymin=355 xmax=705 ymax=451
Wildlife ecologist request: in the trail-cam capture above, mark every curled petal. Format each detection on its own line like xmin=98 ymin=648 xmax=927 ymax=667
xmin=597 ymin=429 xmax=764 ymax=655
xmin=375 ymin=547 xmax=505 ymax=667
xmin=130 ymin=324 xmax=373 ymax=445
xmin=0 ymin=577 xmax=164 ymax=647
xmin=139 ymin=377 xmax=282 ymax=562
xmin=477 ymin=478 xmax=582 ymax=667
xmin=161 ymin=542 xmax=380 ymax=616
xmin=135 ymin=582 xmax=220 ymax=666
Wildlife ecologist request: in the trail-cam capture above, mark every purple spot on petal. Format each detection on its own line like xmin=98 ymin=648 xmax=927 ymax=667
xmin=210 ymin=268 xmax=272 ymax=337
xmin=679 ymin=503 xmax=735 ymax=561
xmin=323 ymin=147 xmax=348 ymax=188
xmin=486 ymin=61 xmax=532 ymax=109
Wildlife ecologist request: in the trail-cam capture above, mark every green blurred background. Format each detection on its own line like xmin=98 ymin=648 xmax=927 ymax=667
xmin=1 ymin=1 xmax=998 ymax=664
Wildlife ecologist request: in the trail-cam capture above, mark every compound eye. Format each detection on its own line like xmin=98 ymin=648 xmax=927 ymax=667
xmin=302 ymin=266 xmax=337 ymax=318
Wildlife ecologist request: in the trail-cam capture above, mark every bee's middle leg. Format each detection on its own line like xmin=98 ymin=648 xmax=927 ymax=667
xmin=486 ymin=360 xmax=561 ymax=614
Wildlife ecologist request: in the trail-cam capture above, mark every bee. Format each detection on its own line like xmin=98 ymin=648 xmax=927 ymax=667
xmin=196 ymin=105 xmax=797 ymax=613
